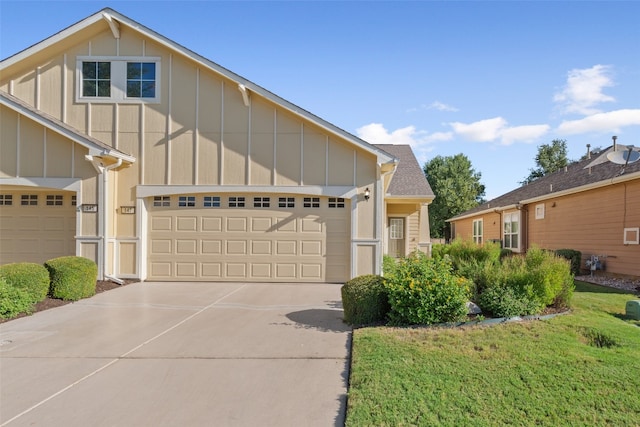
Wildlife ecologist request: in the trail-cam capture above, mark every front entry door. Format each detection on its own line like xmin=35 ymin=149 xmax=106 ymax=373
xmin=388 ymin=218 xmax=405 ymax=258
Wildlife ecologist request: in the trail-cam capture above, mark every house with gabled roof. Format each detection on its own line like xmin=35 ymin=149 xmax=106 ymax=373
xmin=447 ymin=144 xmax=640 ymax=277
xmin=0 ymin=8 xmax=433 ymax=282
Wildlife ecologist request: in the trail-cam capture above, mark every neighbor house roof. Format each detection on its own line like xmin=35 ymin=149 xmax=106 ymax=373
xmin=0 ymin=90 xmax=136 ymax=163
xmin=0 ymin=8 xmax=395 ymax=167
xmin=449 ymin=145 xmax=640 ymax=221
xmin=374 ymin=144 xmax=434 ymax=198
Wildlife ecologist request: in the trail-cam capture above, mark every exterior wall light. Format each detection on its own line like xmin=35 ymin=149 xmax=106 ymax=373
xmin=121 ymin=206 xmax=136 ymax=214
xmin=364 ymin=188 xmax=370 ymax=201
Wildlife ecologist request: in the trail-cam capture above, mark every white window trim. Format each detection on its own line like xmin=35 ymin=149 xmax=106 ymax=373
xmin=76 ymin=56 xmax=161 ymax=103
xmin=623 ymin=227 xmax=639 ymax=245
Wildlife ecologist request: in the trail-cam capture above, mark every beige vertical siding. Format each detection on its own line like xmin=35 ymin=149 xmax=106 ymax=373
xmin=0 ymin=107 xmax=18 ymax=177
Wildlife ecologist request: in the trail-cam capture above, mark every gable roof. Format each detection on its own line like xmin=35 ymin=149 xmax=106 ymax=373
xmin=0 ymin=91 xmax=135 ymax=163
xmin=0 ymin=8 xmax=395 ymax=167
xmin=374 ymin=144 xmax=434 ymax=198
xmin=449 ymin=145 xmax=640 ymax=221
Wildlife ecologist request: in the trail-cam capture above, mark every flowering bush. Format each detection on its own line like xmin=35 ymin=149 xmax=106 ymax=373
xmin=384 ymin=251 xmax=471 ymax=325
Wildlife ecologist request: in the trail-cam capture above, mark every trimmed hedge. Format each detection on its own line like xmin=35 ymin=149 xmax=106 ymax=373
xmin=0 ymin=277 xmax=34 ymax=319
xmin=0 ymin=262 xmax=50 ymax=304
xmin=45 ymin=256 xmax=98 ymax=301
xmin=341 ymin=275 xmax=389 ymax=326
xmin=554 ymin=249 xmax=582 ymax=276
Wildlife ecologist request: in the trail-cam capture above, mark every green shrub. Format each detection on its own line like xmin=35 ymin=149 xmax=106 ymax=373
xmin=382 ymin=255 xmax=397 ymax=277
xmin=0 ymin=277 xmax=34 ymax=319
xmin=554 ymin=249 xmax=582 ymax=276
xmin=384 ymin=251 xmax=471 ymax=325
xmin=0 ymin=262 xmax=50 ymax=303
xmin=45 ymin=256 xmax=98 ymax=301
xmin=341 ymin=275 xmax=390 ymax=326
xmin=477 ymin=283 xmax=540 ymax=318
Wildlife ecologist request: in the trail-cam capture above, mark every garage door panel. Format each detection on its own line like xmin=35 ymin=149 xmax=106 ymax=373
xmin=226 ymin=240 xmax=247 ymax=255
xmin=176 ymin=239 xmax=197 ymax=254
xmin=251 ymin=240 xmax=272 ymax=255
xmin=176 ymin=216 xmax=197 ymax=231
xmin=227 ymin=217 xmax=247 ymax=232
xmin=19 ymin=216 xmax=40 ymax=231
xmin=202 ymin=217 xmax=222 ymax=232
xmin=44 ymin=216 xmax=66 ymax=230
xmin=201 ymin=240 xmax=222 ymax=254
xmin=151 ymin=216 xmax=172 ymax=231
xmin=147 ymin=195 xmax=350 ymax=282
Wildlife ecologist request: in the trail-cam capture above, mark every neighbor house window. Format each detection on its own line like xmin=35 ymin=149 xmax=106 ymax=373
xmin=178 ymin=196 xmax=196 ymax=207
xmin=303 ymin=197 xmax=320 ymax=208
xmin=535 ymin=203 xmax=545 ymax=220
xmin=253 ymin=197 xmax=270 ymax=208
xmin=153 ymin=196 xmax=170 ymax=207
xmin=472 ymin=219 xmax=483 ymax=244
xmin=0 ymin=195 xmax=12 ymax=205
xmin=503 ymin=212 xmax=519 ymax=250
xmin=46 ymin=194 xmax=64 ymax=206
xmin=77 ymin=57 xmax=160 ymax=103
xmin=229 ymin=197 xmax=245 ymax=208
xmin=278 ymin=197 xmax=295 ymax=208
xmin=204 ymin=196 xmax=220 ymax=208
xmin=21 ymin=194 xmax=38 ymax=206
xmin=328 ymin=197 xmax=345 ymax=208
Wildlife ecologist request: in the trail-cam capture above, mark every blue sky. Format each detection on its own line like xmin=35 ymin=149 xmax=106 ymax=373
xmin=2 ymin=1 xmax=639 ymax=199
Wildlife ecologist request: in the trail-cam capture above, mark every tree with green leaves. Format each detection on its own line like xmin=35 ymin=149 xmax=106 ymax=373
xmin=521 ymin=139 xmax=569 ymax=184
xmin=423 ymin=154 xmax=485 ymax=239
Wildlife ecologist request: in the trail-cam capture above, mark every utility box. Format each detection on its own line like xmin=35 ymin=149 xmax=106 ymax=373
xmin=626 ymin=300 xmax=640 ymax=320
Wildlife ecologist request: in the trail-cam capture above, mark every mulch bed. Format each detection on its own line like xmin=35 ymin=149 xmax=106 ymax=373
xmin=0 ymin=280 xmax=137 ymax=324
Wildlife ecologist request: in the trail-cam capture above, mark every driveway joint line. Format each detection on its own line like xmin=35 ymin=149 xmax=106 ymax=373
xmin=0 ymin=284 xmax=249 ymax=427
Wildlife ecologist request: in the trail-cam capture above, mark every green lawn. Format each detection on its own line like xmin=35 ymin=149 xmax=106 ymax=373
xmin=346 ymin=281 xmax=640 ymax=426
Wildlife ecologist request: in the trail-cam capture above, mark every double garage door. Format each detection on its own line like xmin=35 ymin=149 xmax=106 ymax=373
xmin=0 ymin=189 xmax=76 ymax=265
xmin=147 ymin=194 xmax=350 ymax=282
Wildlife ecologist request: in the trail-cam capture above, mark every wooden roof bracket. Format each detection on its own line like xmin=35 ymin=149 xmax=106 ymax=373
xmin=102 ymin=12 xmax=120 ymax=39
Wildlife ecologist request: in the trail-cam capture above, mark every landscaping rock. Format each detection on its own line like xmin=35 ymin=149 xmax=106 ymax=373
xmin=466 ymin=301 xmax=482 ymax=315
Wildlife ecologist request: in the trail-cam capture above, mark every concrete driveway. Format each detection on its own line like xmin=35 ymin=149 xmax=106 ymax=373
xmin=0 ymin=282 xmax=351 ymax=427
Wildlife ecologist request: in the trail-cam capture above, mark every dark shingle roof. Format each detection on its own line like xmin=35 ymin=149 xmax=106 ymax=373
xmin=449 ymin=145 xmax=640 ymax=220
xmin=374 ymin=144 xmax=434 ymax=197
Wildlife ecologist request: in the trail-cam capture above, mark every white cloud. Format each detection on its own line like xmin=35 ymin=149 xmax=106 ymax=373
xmin=356 ymin=123 xmax=421 ymax=146
xmin=428 ymin=101 xmax=459 ymax=112
xmin=556 ymin=109 xmax=640 ymax=135
xmin=553 ymin=65 xmax=615 ymax=115
xmin=448 ymin=117 xmax=550 ymax=145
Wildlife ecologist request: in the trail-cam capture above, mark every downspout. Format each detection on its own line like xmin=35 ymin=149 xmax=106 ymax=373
xmin=102 ymin=159 xmax=122 ymax=283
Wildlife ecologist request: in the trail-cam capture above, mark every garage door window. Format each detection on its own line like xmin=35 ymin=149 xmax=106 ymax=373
xmin=204 ymin=196 xmax=220 ymax=207
xmin=46 ymin=195 xmax=64 ymax=206
xmin=153 ymin=196 xmax=170 ymax=207
xmin=304 ymin=197 xmax=320 ymax=208
xmin=279 ymin=197 xmax=295 ymax=208
xmin=328 ymin=197 xmax=345 ymax=208
xmin=253 ymin=197 xmax=270 ymax=208
xmin=229 ymin=197 xmax=245 ymax=208
xmin=0 ymin=195 xmax=12 ymax=205
xmin=21 ymin=195 xmax=38 ymax=206
xmin=178 ymin=196 xmax=196 ymax=207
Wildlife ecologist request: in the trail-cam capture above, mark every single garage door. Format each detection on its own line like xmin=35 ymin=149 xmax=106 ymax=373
xmin=147 ymin=194 xmax=350 ymax=282
xmin=0 ymin=190 xmax=76 ymax=265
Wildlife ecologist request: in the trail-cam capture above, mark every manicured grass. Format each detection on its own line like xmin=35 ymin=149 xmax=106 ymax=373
xmin=346 ymin=281 xmax=640 ymax=426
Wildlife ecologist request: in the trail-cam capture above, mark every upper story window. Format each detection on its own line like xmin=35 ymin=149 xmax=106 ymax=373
xmin=77 ymin=56 xmax=160 ymax=103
